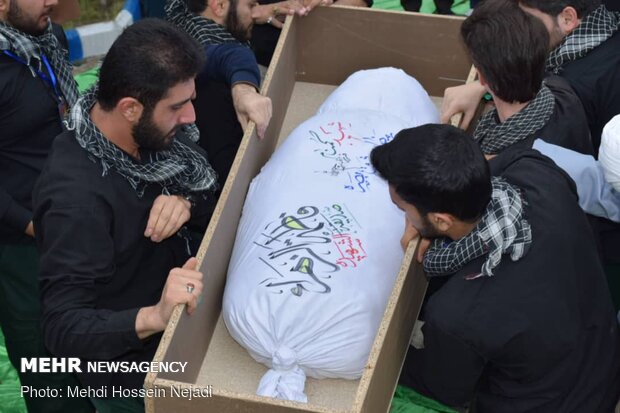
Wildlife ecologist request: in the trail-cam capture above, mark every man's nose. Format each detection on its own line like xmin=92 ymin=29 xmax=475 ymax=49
xmin=179 ymin=102 xmax=196 ymax=125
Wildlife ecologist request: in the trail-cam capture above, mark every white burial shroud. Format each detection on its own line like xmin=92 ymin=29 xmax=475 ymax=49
xmin=222 ymin=68 xmax=439 ymax=403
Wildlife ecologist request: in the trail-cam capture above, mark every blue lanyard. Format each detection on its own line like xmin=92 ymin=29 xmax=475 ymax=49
xmin=3 ymin=50 xmax=60 ymax=95
xmin=3 ymin=49 xmax=67 ymax=119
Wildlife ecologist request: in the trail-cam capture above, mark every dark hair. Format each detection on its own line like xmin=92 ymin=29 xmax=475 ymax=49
xmin=97 ymin=18 xmax=205 ymax=111
xmin=187 ymin=0 xmax=207 ymax=14
xmin=462 ymin=0 xmax=549 ymax=103
xmin=517 ymin=0 xmax=600 ymax=18
xmin=187 ymin=0 xmax=240 ymax=18
xmin=370 ymin=124 xmax=491 ymax=222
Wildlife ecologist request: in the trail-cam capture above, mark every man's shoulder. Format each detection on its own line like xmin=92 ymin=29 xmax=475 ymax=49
xmin=48 ymin=129 xmax=83 ymax=160
xmin=491 ymin=147 xmax=568 ymax=182
xmin=563 ymin=30 xmax=620 ymax=79
xmin=541 ymin=75 xmax=593 ymax=154
xmin=43 ymin=130 xmax=103 ymax=186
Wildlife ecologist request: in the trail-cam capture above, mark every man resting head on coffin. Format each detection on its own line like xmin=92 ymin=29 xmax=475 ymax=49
xmin=371 ymin=124 xmax=620 ymax=413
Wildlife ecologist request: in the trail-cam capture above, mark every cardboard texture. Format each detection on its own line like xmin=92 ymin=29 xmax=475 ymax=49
xmin=146 ymin=6 xmax=472 ymax=413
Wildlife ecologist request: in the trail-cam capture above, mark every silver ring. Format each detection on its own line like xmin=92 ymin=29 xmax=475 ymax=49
xmin=266 ymin=16 xmax=273 ymax=25
xmin=186 ymin=283 xmax=195 ymax=294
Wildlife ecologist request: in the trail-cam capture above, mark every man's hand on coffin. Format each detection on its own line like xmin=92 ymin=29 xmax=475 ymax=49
xmin=252 ymin=1 xmax=304 ymax=27
xmin=416 ymin=238 xmax=431 ymax=263
xmin=135 ymin=257 xmax=203 ymax=339
xmin=232 ymin=83 xmax=273 ymax=139
xmin=302 ymin=0 xmax=334 ymax=13
xmin=401 ymin=217 xmax=418 ymax=251
xmin=144 ymin=194 xmax=191 ymax=242
xmin=400 ymin=218 xmax=431 ymax=263
xmin=441 ymin=80 xmax=486 ymax=129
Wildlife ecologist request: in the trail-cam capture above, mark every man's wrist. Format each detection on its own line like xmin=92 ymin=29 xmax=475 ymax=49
xmin=135 ymin=305 xmax=167 ymax=339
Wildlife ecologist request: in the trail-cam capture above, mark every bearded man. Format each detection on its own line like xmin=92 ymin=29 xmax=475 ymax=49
xmin=33 ymin=19 xmax=217 ymax=413
xmin=167 ymin=0 xmax=272 ymax=191
xmin=372 ymin=124 xmax=620 ymax=413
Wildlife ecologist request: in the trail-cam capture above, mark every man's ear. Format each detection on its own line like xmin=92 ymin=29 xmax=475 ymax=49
xmin=428 ymin=212 xmax=455 ymax=233
xmin=117 ymin=97 xmax=143 ymax=123
xmin=557 ymin=6 xmax=580 ymax=35
xmin=0 ymin=0 xmax=9 ymax=17
xmin=209 ymin=0 xmax=228 ymax=18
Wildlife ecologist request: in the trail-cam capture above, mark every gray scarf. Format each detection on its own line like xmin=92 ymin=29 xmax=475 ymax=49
xmin=547 ymin=5 xmax=620 ymax=74
xmin=474 ymin=84 xmax=555 ymax=155
xmin=423 ymin=177 xmax=532 ymax=279
xmin=0 ymin=20 xmax=78 ymax=108
xmin=67 ymin=89 xmax=217 ymax=198
xmin=165 ymin=0 xmax=248 ymax=47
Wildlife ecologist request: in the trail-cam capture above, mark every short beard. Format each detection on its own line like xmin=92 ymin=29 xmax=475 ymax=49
xmin=417 ymin=214 xmax=444 ymax=239
xmin=225 ymin=1 xmax=252 ymax=42
xmin=132 ymin=107 xmax=174 ymax=152
xmin=7 ymin=0 xmax=48 ymax=36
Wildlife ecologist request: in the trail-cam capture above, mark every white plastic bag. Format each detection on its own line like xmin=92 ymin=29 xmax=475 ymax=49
xmin=222 ymin=68 xmax=438 ymax=403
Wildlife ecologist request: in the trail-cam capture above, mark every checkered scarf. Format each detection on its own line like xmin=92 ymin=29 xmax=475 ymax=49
xmin=0 ymin=20 xmax=78 ymax=107
xmin=474 ymin=84 xmax=555 ymax=155
xmin=165 ymin=0 xmax=249 ymax=48
xmin=423 ymin=177 xmax=532 ymax=279
xmin=67 ymin=89 xmax=217 ymax=198
xmin=547 ymin=5 xmax=620 ymax=74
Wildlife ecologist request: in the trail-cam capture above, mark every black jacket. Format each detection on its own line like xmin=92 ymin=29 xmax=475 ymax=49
xmin=0 ymin=24 xmax=68 ymax=244
xmin=560 ymin=30 xmax=620 ymax=153
xmin=536 ymin=75 xmax=593 ymax=155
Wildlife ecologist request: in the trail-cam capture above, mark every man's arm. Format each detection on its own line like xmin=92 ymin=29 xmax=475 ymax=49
xmin=533 ymin=139 xmax=620 ymax=222
xmin=441 ymin=80 xmax=486 ymax=129
xmin=202 ymin=43 xmax=272 ymax=137
xmin=35 ymin=200 xmax=202 ymax=358
xmin=36 ymin=203 xmax=144 ymax=359
xmin=202 ymin=42 xmax=261 ymax=91
xmin=135 ymin=257 xmax=203 ymax=339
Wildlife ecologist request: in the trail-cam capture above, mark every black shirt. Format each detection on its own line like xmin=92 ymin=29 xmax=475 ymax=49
xmin=560 ymin=30 xmax=620 ymax=153
xmin=0 ymin=24 xmax=68 ymax=244
xmin=33 ymin=130 xmax=212 ymax=392
xmin=401 ymin=149 xmax=620 ymax=412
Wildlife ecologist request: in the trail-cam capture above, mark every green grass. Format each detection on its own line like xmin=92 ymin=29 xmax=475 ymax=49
xmin=372 ymin=0 xmax=471 ymax=14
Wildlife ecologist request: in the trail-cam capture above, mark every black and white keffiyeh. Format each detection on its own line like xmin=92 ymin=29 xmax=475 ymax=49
xmin=474 ymin=84 xmax=555 ymax=154
xmin=423 ymin=177 xmax=532 ymax=279
xmin=165 ymin=0 xmax=248 ymax=47
xmin=0 ymin=20 xmax=78 ymax=107
xmin=68 ymin=89 xmax=217 ymax=198
xmin=547 ymin=5 xmax=620 ymax=74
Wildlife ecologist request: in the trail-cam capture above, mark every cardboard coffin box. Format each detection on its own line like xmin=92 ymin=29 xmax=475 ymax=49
xmin=145 ymin=6 xmax=472 ymax=412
